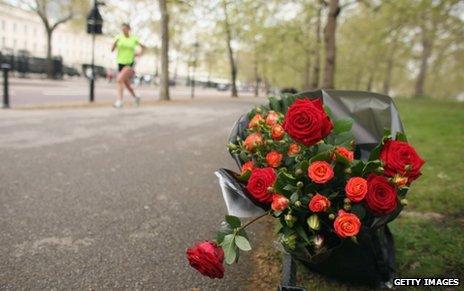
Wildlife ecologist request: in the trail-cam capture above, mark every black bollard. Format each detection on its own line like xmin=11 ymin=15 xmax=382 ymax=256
xmin=1 ymin=63 xmax=10 ymax=109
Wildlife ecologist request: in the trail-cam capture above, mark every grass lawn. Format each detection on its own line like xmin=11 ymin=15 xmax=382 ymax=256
xmin=254 ymin=98 xmax=464 ymax=290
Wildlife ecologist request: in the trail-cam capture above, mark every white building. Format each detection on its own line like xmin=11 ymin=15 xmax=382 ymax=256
xmin=0 ymin=2 xmax=156 ymax=74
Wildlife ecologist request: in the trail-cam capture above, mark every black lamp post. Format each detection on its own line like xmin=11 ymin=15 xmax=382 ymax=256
xmin=190 ymin=42 xmax=200 ymax=99
xmin=86 ymin=0 xmax=104 ymax=102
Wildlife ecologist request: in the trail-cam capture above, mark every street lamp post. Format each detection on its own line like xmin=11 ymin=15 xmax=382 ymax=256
xmin=190 ymin=42 xmax=200 ymax=99
xmin=86 ymin=1 xmax=104 ymax=103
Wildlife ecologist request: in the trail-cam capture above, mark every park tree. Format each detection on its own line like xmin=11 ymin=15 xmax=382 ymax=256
xmin=22 ymin=0 xmax=87 ymax=79
xmin=158 ymin=0 xmax=170 ymax=100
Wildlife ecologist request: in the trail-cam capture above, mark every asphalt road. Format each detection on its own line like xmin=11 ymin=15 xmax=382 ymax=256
xmin=0 ymin=98 xmax=265 ymax=289
xmin=3 ymin=78 xmax=253 ymax=107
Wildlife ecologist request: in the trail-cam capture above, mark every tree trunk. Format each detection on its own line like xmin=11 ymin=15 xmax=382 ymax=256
xmin=46 ymin=29 xmax=53 ymax=79
xmin=310 ymin=1 xmax=322 ymax=89
xmin=159 ymin=0 xmax=170 ymax=100
xmin=222 ymin=0 xmax=238 ymax=97
xmin=322 ymin=0 xmax=339 ymax=89
xmin=253 ymin=50 xmax=259 ymax=97
xmin=366 ymin=72 xmax=375 ymax=91
xmin=414 ymin=29 xmax=433 ymax=97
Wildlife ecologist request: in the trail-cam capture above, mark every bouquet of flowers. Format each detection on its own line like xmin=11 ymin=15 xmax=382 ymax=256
xmin=186 ymin=92 xmax=424 ymax=283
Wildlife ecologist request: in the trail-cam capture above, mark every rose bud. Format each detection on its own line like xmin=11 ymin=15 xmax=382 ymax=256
xmin=309 ymin=194 xmax=331 ymax=213
xmin=186 ymin=241 xmax=225 ymax=279
xmin=294 ymin=201 xmax=302 ymax=207
xmin=267 ymin=186 xmax=275 ymax=193
xmin=308 ymin=161 xmax=334 ymax=184
xmin=296 ymin=181 xmax=304 ymax=188
xmin=343 ymin=204 xmax=351 ymax=211
xmin=313 ymin=234 xmax=324 ymax=249
xmin=392 ymin=175 xmax=408 ymax=188
xmin=248 ymin=113 xmax=265 ymax=129
xmin=401 ymin=198 xmax=408 ymax=206
xmin=266 ymin=110 xmax=280 ymax=126
xmin=334 ymin=146 xmax=354 ymax=163
xmin=328 ymin=213 xmax=335 ymax=220
xmin=307 ymin=214 xmax=320 ymax=230
xmin=333 ymin=210 xmax=361 ymax=238
xmin=343 ymin=198 xmax=351 ymax=204
xmin=271 ymin=124 xmax=285 ymax=140
xmin=241 ymin=161 xmax=254 ymax=175
xmin=287 ymin=143 xmax=301 ymax=157
xmin=284 ymin=214 xmax=296 ymax=227
xmin=295 ymin=168 xmax=303 ymax=176
xmin=271 ymin=194 xmax=289 ymax=212
xmin=266 ymin=150 xmax=283 ymax=168
xmin=244 ymin=133 xmax=263 ymax=152
xmin=227 ymin=143 xmax=237 ymax=150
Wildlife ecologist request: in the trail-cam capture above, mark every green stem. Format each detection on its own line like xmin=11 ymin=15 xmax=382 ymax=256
xmin=237 ymin=211 xmax=270 ymax=232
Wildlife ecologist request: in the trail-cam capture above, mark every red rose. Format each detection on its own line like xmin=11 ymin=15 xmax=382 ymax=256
xmin=244 ymin=133 xmax=263 ymax=152
xmin=308 ymin=161 xmax=334 ymax=184
xmin=266 ymin=111 xmax=280 ymax=126
xmin=345 ymin=177 xmax=368 ymax=202
xmin=333 ymin=210 xmax=361 ymax=238
xmin=334 ymin=146 xmax=354 ymax=162
xmin=282 ymin=98 xmax=333 ymax=147
xmin=271 ymin=194 xmax=289 ymax=212
xmin=271 ymin=124 xmax=285 ymax=140
xmin=186 ymin=241 xmax=225 ymax=279
xmin=241 ymin=161 xmax=254 ymax=174
xmin=248 ymin=113 xmax=264 ymax=129
xmin=380 ymin=140 xmax=425 ymax=183
xmin=365 ymin=174 xmax=398 ymax=215
xmin=308 ymin=193 xmax=331 ymax=212
xmin=246 ymin=167 xmax=276 ymax=203
xmin=266 ymin=150 xmax=283 ymax=168
xmin=287 ymin=143 xmax=300 ymax=156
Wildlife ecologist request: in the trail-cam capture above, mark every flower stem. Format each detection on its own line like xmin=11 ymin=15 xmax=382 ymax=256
xmin=237 ymin=211 xmax=269 ymax=231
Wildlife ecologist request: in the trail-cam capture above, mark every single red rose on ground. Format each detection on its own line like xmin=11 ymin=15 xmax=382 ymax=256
xmin=241 ymin=161 xmax=254 ymax=174
xmin=365 ymin=174 xmax=398 ymax=215
xmin=345 ymin=177 xmax=368 ymax=202
xmin=248 ymin=113 xmax=264 ymax=129
xmin=271 ymin=194 xmax=289 ymax=212
xmin=266 ymin=150 xmax=283 ymax=168
xmin=186 ymin=241 xmax=225 ymax=279
xmin=333 ymin=210 xmax=361 ymax=238
xmin=380 ymin=139 xmax=425 ymax=183
xmin=308 ymin=194 xmax=331 ymax=212
xmin=334 ymin=146 xmax=354 ymax=162
xmin=308 ymin=161 xmax=334 ymax=184
xmin=287 ymin=143 xmax=301 ymax=156
xmin=244 ymin=133 xmax=263 ymax=152
xmin=266 ymin=111 xmax=280 ymax=126
xmin=271 ymin=124 xmax=285 ymax=140
xmin=282 ymin=98 xmax=333 ymax=147
xmin=246 ymin=167 xmax=276 ymax=203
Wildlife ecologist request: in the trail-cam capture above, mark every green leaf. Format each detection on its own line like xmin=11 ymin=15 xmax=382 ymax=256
xmin=368 ymin=143 xmax=383 ymax=161
xmin=334 ymin=132 xmax=354 ymax=146
xmin=362 ymin=160 xmax=382 ymax=175
xmin=235 ymin=235 xmax=252 ymax=251
xmin=225 ymin=215 xmax=241 ymax=229
xmin=317 ymin=143 xmax=334 ymax=153
xmin=221 ymin=234 xmax=237 ymax=265
xmin=351 ymin=204 xmax=366 ymax=219
xmin=290 ymin=192 xmax=299 ymax=203
xmin=295 ymin=224 xmax=311 ymax=244
xmin=333 ymin=151 xmax=351 ymax=165
xmin=283 ymin=184 xmax=297 ymax=192
xmin=395 ymin=131 xmax=408 ymax=142
xmin=268 ymin=96 xmax=282 ymax=112
xmin=350 ymin=160 xmax=366 ymax=176
xmin=333 ymin=119 xmax=353 ymax=134
xmin=310 ymin=151 xmax=331 ymax=163
xmin=216 ymin=221 xmax=233 ymax=244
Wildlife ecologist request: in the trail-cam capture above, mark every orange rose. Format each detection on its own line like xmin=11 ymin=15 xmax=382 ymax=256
xmin=308 ymin=194 xmax=331 ymax=212
xmin=271 ymin=124 xmax=285 ymax=140
xmin=334 ymin=146 xmax=354 ymax=162
xmin=244 ymin=133 xmax=263 ymax=152
xmin=345 ymin=177 xmax=368 ymax=202
xmin=266 ymin=111 xmax=280 ymax=126
xmin=287 ymin=143 xmax=301 ymax=156
xmin=248 ymin=114 xmax=264 ymax=129
xmin=308 ymin=161 xmax=334 ymax=184
xmin=266 ymin=150 xmax=283 ymax=168
xmin=271 ymin=194 xmax=289 ymax=212
xmin=333 ymin=210 xmax=361 ymax=238
xmin=241 ymin=161 xmax=254 ymax=174
xmin=392 ymin=175 xmax=408 ymax=188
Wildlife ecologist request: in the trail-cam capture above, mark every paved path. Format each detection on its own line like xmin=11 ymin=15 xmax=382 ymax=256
xmin=2 ymin=77 xmax=254 ymax=107
xmin=0 ymin=98 xmax=265 ymax=289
